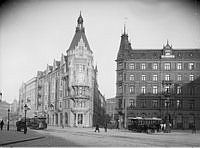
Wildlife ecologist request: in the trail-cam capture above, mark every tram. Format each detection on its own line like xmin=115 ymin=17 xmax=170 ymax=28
xmin=28 ymin=117 xmax=47 ymax=130
xmin=127 ymin=117 xmax=162 ymax=133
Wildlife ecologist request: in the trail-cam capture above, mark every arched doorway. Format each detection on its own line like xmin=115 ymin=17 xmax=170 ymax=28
xmin=55 ymin=113 xmax=58 ymax=126
xmin=65 ymin=112 xmax=68 ymax=126
xmin=176 ymin=114 xmax=183 ymax=129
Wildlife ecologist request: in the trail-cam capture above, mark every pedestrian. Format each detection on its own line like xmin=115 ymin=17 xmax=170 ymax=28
xmin=95 ymin=124 xmax=100 ymax=132
xmin=104 ymin=122 xmax=107 ymax=132
xmin=192 ymin=124 xmax=196 ymax=134
xmin=1 ymin=120 xmax=4 ymax=130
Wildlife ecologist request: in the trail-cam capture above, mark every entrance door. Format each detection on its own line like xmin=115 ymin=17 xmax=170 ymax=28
xmin=55 ymin=113 xmax=58 ymax=126
xmin=60 ymin=113 xmax=63 ymax=126
xmin=65 ymin=112 xmax=68 ymax=125
xmin=78 ymin=114 xmax=83 ymax=125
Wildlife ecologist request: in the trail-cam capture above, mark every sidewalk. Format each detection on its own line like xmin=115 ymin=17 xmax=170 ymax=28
xmin=0 ymin=128 xmax=44 ymax=146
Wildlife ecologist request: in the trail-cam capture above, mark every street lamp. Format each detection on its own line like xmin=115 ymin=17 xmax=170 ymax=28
xmin=24 ymin=104 xmax=28 ymax=134
xmin=165 ymin=98 xmax=171 ymax=133
xmin=7 ymin=109 xmax=10 ymax=131
xmin=0 ymin=92 xmax=2 ymax=102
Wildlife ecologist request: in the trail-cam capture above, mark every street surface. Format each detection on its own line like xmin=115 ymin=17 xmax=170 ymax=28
xmin=0 ymin=125 xmax=200 ymax=147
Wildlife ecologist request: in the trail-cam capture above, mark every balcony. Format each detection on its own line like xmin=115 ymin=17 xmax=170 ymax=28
xmin=72 ymin=94 xmax=90 ymax=100
xmin=71 ymin=107 xmax=90 ymax=113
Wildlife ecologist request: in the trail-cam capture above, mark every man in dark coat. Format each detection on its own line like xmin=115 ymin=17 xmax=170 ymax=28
xmin=0 ymin=120 xmax=4 ymax=130
xmin=95 ymin=124 xmax=100 ymax=132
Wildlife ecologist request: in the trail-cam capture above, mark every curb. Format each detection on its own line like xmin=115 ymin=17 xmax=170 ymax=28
xmin=0 ymin=136 xmax=45 ymax=146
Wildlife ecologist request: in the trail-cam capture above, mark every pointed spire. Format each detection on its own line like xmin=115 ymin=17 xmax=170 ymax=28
xmin=77 ymin=11 xmax=83 ymax=25
xmin=124 ymin=24 xmax=126 ymax=35
xmin=166 ymin=39 xmax=169 ymax=46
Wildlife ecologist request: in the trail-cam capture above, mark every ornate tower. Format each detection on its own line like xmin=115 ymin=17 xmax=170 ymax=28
xmin=66 ymin=12 xmax=94 ymax=127
xmin=116 ymin=26 xmax=132 ymax=129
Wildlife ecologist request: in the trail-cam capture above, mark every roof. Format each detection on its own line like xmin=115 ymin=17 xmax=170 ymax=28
xmin=117 ymin=32 xmax=200 ymax=61
xmin=68 ymin=30 xmax=92 ymax=53
xmin=67 ymin=14 xmax=92 ymax=53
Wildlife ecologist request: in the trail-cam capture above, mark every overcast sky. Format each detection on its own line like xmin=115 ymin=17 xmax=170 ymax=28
xmin=0 ymin=0 xmax=200 ymax=103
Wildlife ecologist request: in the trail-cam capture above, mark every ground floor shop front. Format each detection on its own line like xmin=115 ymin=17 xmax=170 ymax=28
xmin=117 ymin=109 xmax=200 ymax=130
xmin=46 ymin=109 xmax=93 ymax=127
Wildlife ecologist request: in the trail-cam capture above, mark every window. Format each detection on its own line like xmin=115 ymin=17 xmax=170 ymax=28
xmin=130 ymin=74 xmax=134 ymax=81
xmin=177 ymin=63 xmax=182 ymax=70
xmin=164 ymin=63 xmax=171 ymax=70
xmin=153 ymin=63 xmax=158 ymax=70
xmin=152 ymin=100 xmax=158 ymax=108
xmin=189 ymin=100 xmax=194 ymax=109
xmin=153 ymin=86 xmax=158 ymax=94
xmin=177 ymin=86 xmax=181 ymax=94
xmin=164 ymin=99 xmax=170 ymax=108
xmin=142 ymin=75 xmax=146 ymax=81
xmin=165 ymin=74 xmax=170 ymax=81
xmin=177 ymin=75 xmax=182 ymax=81
xmin=153 ymin=75 xmax=158 ymax=81
xmin=118 ymin=74 xmax=122 ymax=81
xmin=129 ymin=63 xmax=135 ymax=69
xmin=189 ymin=75 xmax=194 ymax=81
xmin=130 ymin=86 xmax=135 ymax=94
xmin=118 ymin=86 xmax=122 ymax=93
xmin=141 ymin=86 xmax=146 ymax=94
xmin=177 ymin=100 xmax=180 ymax=108
xmin=124 ymin=73 xmax=126 ymax=81
xmin=59 ymin=102 xmax=62 ymax=108
xmin=189 ymin=63 xmax=194 ymax=70
xmin=164 ymin=86 xmax=170 ymax=93
xmin=141 ymin=63 xmax=146 ymax=70
xmin=129 ymin=99 xmax=135 ymax=107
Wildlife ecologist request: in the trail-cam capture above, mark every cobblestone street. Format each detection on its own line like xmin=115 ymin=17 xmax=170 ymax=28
xmin=0 ymin=126 xmax=200 ymax=147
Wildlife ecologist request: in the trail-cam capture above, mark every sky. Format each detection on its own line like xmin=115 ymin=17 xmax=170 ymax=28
xmin=0 ymin=0 xmax=200 ymax=103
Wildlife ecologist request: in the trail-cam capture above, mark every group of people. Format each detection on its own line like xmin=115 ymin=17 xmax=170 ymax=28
xmin=94 ymin=123 xmax=107 ymax=133
xmin=1 ymin=119 xmax=4 ymax=130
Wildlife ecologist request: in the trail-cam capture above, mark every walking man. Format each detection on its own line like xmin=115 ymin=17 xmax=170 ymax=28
xmin=0 ymin=120 xmax=4 ymax=130
xmin=104 ymin=122 xmax=107 ymax=132
xmin=95 ymin=124 xmax=100 ymax=132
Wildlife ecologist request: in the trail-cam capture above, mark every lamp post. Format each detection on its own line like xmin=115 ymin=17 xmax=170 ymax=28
xmin=24 ymin=104 xmax=28 ymax=134
xmin=0 ymin=92 xmax=2 ymax=102
xmin=165 ymin=97 xmax=171 ymax=133
xmin=7 ymin=109 xmax=10 ymax=131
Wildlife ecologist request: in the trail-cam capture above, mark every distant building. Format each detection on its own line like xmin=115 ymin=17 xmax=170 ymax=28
xmin=10 ymin=99 xmax=19 ymax=113
xmin=106 ymin=97 xmax=117 ymax=121
xmin=0 ymin=100 xmax=10 ymax=120
xmin=116 ymin=27 xmax=200 ymax=129
xmin=19 ymin=77 xmax=37 ymax=118
xmin=19 ymin=13 xmax=106 ymax=127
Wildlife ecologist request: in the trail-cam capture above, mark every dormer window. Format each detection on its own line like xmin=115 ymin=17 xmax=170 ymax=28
xmin=161 ymin=40 xmax=175 ymax=58
xmin=165 ymin=49 xmax=171 ymax=56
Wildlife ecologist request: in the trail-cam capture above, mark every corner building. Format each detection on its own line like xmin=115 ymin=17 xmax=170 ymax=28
xmin=19 ymin=14 xmax=106 ymax=127
xmin=116 ymin=29 xmax=200 ymax=130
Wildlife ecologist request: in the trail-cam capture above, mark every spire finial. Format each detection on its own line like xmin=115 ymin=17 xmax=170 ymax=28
xmin=124 ymin=24 xmax=126 ymax=35
xmin=167 ymin=39 xmax=169 ymax=45
xmin=80 ymin=11 xmax=82 ymax=16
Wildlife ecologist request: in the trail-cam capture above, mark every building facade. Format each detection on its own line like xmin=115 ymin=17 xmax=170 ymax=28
xmin=19 ymin=13 xmax=106 ymax=127
xmin=106 ymin=97 xmax=118 ymax=122
xmin=19 ymin=77 xmax=37 ymax=118
xmin=116 ymin=28 xmax=200 ymax=129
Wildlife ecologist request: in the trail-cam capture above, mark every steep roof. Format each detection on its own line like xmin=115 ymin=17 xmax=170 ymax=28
xmin=117 ymin=32 xmax=200 ymax=60
xmin=67 ymin=13 xmax=92 ymax=53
